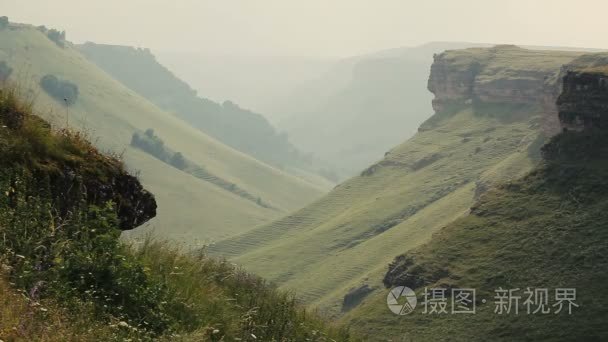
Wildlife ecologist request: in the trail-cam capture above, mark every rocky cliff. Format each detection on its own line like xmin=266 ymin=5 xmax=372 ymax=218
xmin=427 ymin=45 xmax=584 ymax=135
xmin=556 ymin=54 xmax=608 ymax=131
xmin=0 ymin=99 xmax=156 ymax=230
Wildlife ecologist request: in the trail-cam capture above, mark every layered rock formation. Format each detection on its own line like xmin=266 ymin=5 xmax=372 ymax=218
xmin=427 ymin=45 xmax=584 ymax=135
xmin=556 ymin=53 xmax=608 ymax=131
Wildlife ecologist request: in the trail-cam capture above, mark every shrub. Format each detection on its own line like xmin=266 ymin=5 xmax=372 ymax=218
xmin=169 ymin=152 xmax=187 ymax=170
xmin=40 ymin=74 xmax=79 ymax=106
xmin=46 ymin=29 xmax=66 ymax=47
xmin=130 ymin=130 xmax=169 ymax=162
xmin=0 ymin=61 xmax=12 ymax=82
xmin=0 ymin=16 xmax=8 ymax=29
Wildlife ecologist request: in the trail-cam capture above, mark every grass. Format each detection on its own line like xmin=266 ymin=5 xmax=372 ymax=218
xmin=0 ymin=23 xmax=326 ymax=243
xmin=210 ymin=101 xmax=543 ymax=314
xmin=343 ymin=130 xmax=608 ymax=341
xmin=0 ymin=89 xmax=355 ymax=341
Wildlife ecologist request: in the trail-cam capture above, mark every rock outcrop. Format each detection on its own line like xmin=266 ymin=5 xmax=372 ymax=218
xmin=427 ymin=45 xmax=585 ymax=135
xmin=557 ymin=71 xmax=608 ymax=130
xmin=40 ymin=165 xmax=157 ymax=230
xmin=0 ymin=107 xmax=156 ymax=231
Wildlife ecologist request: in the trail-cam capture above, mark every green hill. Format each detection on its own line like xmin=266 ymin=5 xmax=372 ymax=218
xmin=0 ymin=22 xmax=326 ymax=242
xmin=76 ymin=43 xmax=330 ymax=184
xmin=343 ymin=64 xmax=608 ymax=340
xmin=209 ymin=46 xmax=587 ymax=314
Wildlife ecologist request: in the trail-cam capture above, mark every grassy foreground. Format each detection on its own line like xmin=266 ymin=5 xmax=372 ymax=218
xmin=0 ymin=88 xmax=353 ymax=341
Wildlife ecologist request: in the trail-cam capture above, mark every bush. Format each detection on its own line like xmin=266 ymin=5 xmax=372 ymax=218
xmin=169 ymin=152 xmax=187 ymax=170
xmin=131 ymin=130 xmax=170 ymax=162
xmin=0 ymin=16 xmax=8 ymax=29
xmin=40 ymin=74 xmax=79 ymax=106
xmin=46 ymin=29 xmax=66 ymax=47
xmin=0 ymin=61 xmax=12 ymax=82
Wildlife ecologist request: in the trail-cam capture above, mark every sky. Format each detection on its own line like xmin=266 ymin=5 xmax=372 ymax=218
xmin=4 ymin=0 xmax=608 ymax=57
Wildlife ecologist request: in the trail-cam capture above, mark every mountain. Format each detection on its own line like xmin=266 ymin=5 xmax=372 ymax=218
xmin=154 ymin=51 xmax=336 ymax=124
xmin=209 ymin=46 xmax=588 ymax=314
xmin=0 ymin=22 xmax=325 ymax=242
xmin=344 ymin=53 xmax=608 ymax=340
xmin=76 ymin=43 xmax=333 ymax=185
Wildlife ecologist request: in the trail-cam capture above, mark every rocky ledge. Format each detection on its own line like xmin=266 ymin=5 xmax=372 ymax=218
xmin=0 ymin=107 xmax=156 ymax=230
xmin=557 ymin=71 xmax=608 ymax=130
xmin=427 ymin=45 xmax=584 ymax=135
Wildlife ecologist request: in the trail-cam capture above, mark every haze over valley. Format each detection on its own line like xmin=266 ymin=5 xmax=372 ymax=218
xmin=0 ymin=1 xmax=607 ymax=340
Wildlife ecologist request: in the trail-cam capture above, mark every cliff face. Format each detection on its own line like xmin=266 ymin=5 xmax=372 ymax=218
xmin=0 ymin=102 xmax=156 ymax=231
xmin=427 ymin=45 xmax=584 ymax=135
xmin=40 ymin=164 xmax=157 ymax=231
xmin=557 ymin=71 xmax=608 ymax=130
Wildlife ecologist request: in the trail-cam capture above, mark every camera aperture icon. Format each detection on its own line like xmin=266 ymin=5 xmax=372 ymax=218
xmin=387 ymin=286 xmax=417 ymax=315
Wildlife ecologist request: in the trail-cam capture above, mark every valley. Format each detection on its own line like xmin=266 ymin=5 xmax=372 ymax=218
xmin=1 ymin=5 xmax=608 ymax=340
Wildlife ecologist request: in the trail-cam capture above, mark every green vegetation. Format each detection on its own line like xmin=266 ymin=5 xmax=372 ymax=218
xmin=0 ymin=87 xmax=353 ymax=341
xmin=343 ymin=130 xmax=608 ymax=341
xmin=210 ymin=102 xmax=543 ymax=313
xmin=40 ymin=74 xmax=79 ymax=105
xmin=0 ymin=23 xmax=325 ymax=242
xmin=44 ymin=28 xmax=67 ymax=48
xmin=0 ymin=16 xmax=8 ymax=30
xmin=0 ymin=61 xmax=11 ymax=81
xmin=131 ymin=128 xmax=171 ymax=162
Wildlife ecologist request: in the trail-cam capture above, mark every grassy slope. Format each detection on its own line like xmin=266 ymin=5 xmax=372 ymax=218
xmin=343 ymin=131 xmax=608 ymax=341
xmin=0 ymin=24 xmax=325 ymax=242
xmin=211 ymin=105 xmax=543 ymax=312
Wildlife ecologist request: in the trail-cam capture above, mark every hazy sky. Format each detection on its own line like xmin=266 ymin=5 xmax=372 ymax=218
xmin=5 ymin=0 xmax=607 ymax=57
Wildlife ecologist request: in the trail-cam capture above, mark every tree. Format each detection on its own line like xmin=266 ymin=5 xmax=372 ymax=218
xmin=0 ymin=61 xmax=12 ymax=82
xmin=144 ymin=128 xmax=155 ymax=138
xmin=131 ymin=132 xmax=141 ymax=147
xmin=47 ymin=29 xmax=66 ymax=47
xmin=0 ymin=16 xmax=8 ymax=29
xmin=40 ymin=74 xmax=59 ymax=92
xmin=170 ymin=152 xmax=187 ymax=170
xmin=40 ymin=74 xmax=79 ymax=105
